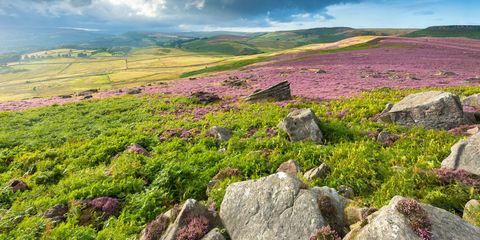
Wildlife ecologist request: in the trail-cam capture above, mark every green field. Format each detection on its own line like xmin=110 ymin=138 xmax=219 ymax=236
xmin=1 ymin=86 xmax=479 ymax=239
xmin=404 ymin=25 xmax=480 ymax=39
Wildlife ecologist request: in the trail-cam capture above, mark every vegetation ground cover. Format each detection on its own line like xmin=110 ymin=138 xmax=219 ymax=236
xmin=1 ymin=86 xmax=480 ymax=239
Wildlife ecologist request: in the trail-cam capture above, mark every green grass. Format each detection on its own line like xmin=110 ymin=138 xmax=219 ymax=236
xmin=404 ymin=25 xmax=480 ymax=39
xmin=1 ymin=85 xmax=480 ymax=239
xmin=179 ymin=56 xmax=270 ymax=78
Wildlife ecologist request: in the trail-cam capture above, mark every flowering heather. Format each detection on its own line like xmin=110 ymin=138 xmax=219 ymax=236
xmin=309 ymin=225 xmax=341 ymax=240
xmin=159 ymin=128 xmax=200 ymax=141
xmin=175 ymin=215 xmax=210 ymax=240
xmin=85 ymin=197 xmax=120 ymax=217
xmin=396 ymin=198 xmax=432 ymax=240
xmin=142 ymin=214 xmax=170 ymax=240
xmin=435 ymin=168 xmax=480 ymax=187
xmin=212 ymin=168 xmax=242 ymax=181
xmin=126 ymin=143 xmax=149 ymax=155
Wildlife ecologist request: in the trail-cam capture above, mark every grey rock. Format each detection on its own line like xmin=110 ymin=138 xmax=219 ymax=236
xmin=44 ymin=204 xmax=68 ymax=223
xmin=441 ymin=132 xmax=480 ymax=176
xmin=311 ymin=186 xmax=347 ymax=235
xmin=351 ymin=196 xmax=480 ymax=240
xmin=201 ymin=228 xmax=226 ymax=240
xmin=9 ymin=180 xmax=29 ymax=193
xmin=160 ymin=199 xmax=221 ymax=240
xmin=208 ymin=126 xmax=233 ymax=141
xmin=337 ymin=185 xmax=355 ymax=199
xmin=304 ymin=163 xmax=331 ymax=182
xmin=220 ymin=173 xmax=326 ymax=240
xmin=344 ymin=206 xmax=377 ymax=226
xmin=245 ymin=81 xmax=292 ymax=102
xmin=388 ymin=91 xmax=465 ymax=130
xmin=376 ymin=130 xmax=400 ymax=147
xmin=191 ymin=92 xmax=221 ymax=104
xmin=277 ymin=108 xmax=323 ymax=144
xmin=276 ymin=159 xmax=301 ymax=176
xmin=463 ymin=93 xmax=480 ymax=109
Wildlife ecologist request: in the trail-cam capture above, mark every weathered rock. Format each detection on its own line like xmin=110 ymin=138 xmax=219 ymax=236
xmin=376 ymin=130 xmax=400 ymax=147
xmin=344 ymin=206 xmax=377 ymax=226
xmin=388 ymin=91 xmax=465 ymax=130
xmin=201 ymin=228 xmax=226 ymax=240
xmin=76 ymin=89 xmax=98 ymax=97
xmin=463 ymin=94 xmax=480 ymax=110
xmin=78 ymin=197 xmax=120 ymax=226
xmin=9 ymin=180 xmax=29 ymax=193
xmin=277 ymin=108 xmax=323 ymax=144
xmin=435 ymin=70 xmax=457 ymax=77
xmin=304 ymin=163 xmax=330 ymax=182
xmin=276 ymin=160 xmax=301 ymax=176
xmin=207 ymin=168 xmax=242 ymax=195
xmin=208 ymin=126 xmax=233 ymax=141
xmin=464 ymin=199 xmax=480 ymax=226
xmin=220 ymin=173 xmax=326 ymax=240
xmin=222 ymin=76 xmax=246 ymax=87
xmin=158 ymin=199 xmax=221 ymax=240
xmin=44 ymin=204 xmax=68 ymax=223
xmin=441 ymin=132 xmax=480 ymax=176
xmin=127 ymin=88 xmax=142 ymax=95
xmin=312 ymin=186 xmax=347 ymax=235
xmin=245 ymin=81 xmax=292 ymax=102
xmin=126 ymin=143 xmax=149 ymax=155
xmin=191 ymin=92 xmax=221 ymax=104
xmin=337 ymin=185 xmax=355 ymax=199
xmin=350 ymin=196 xmax=480 ymax=240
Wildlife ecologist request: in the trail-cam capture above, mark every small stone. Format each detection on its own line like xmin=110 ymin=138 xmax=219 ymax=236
xmin=337 ymin=185 xmax=355 ymax=199
xmin=201 ymin=228 xmax=226 ymax=240
xmin=208 ymin=126 xmax=233 ymax=141
xmin=44 ymin=204 xmax=68 ymax=224
xmin=127 ymin=88 xmax=142 ymax=94
xmin=126 ymin=143 xmax=149 ymax=155
xmin=304 ymin=163 xmax=331 ymax=181
xmin=191 ymin=92 xmax=221 ymax=104
xmin=10 ymin=180 xmax=28 ymax=193
xmin=277 ymin=160 xmax=301 ymax=176
xmin=376 ymin=130 xmax=400 ymax=147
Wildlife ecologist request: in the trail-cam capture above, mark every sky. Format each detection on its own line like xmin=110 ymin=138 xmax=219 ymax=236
xmin=0 ymin=0 xmax=479 ymax=33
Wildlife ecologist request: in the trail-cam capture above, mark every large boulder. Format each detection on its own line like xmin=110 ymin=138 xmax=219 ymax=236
xmin=348 ymin=196 xmax=480 ymax=240
xmin=141 ymin=199 xmax=221 ymax=240
xmin=220 ymin=173 xmax=347 ymax=240
xmin=245 ymin=81 xmax=292 ymax=102
xmin=441 ymin=132 xmax=480 ymax=176
xmin=277 ymin=108 xmax=323 ymax=144
xmin=463 ymin=93 xmax=480 ymax=110
xmin=388 ymin=91 xmax=465 ymax=130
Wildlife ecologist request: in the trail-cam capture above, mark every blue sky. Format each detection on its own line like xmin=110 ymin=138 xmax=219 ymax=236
xmin=0 ymin=0 xmax=479 ymax=33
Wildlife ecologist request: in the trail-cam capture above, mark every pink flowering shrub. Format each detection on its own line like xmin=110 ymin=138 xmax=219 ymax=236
xmin=435 ymin=168 xmax=480 ymax=187
xmin=175 ymin=215 xmax=210 ymax=240
xmin=309 ymin=225 xmax=341 ymax=240
xmin=396 ymin=198 xmax=432 ymax=240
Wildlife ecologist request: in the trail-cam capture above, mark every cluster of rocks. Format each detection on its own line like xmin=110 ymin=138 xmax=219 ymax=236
xmin=140 ymin=170 xmax=480 ymax=240
xmin=222 ymin=76 xmax=246 ymax=88
xmin=360 ymin=68 xmax=420 ymax=81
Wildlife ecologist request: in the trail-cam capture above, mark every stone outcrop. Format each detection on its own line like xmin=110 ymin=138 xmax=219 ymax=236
xmin=277 ymin=108 xmax=323 ymax=144
xmin=44 ymin=204 xmax=68 ymax=224
xmin=220 ymin=173 xmax=348 ymax=240
xmin=463 ymin=199 xmax=480 ymax=226
xmin=141 ymin=199 xmax=221 ymax=240
xmin=387 ymin=91 xmax=465 ymax=130
xmin=348 ymin=196 xmax=480 ymax=240
xmin=463 ymin=93 xmax=480 ymax=110
xmin=201 ymin=228 xmax=226 ymax=240
xmin=191 ymin=92 xmax=221 ymax=104
xmin=208 ymin=126 xmax=233 ymax=141
xmin=245 ymin=81 xmax=292 ymax=102
xmin=276 ymin=160 xmax=301 ymax=176
xmin=441 ymin=132 xmax=480 ymax=176
xmin=304 ymin=163 xmax=330 ymax=182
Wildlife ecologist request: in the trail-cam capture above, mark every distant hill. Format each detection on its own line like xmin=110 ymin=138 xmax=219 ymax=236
xmin=404 ymin=25 xmax=480 ymax=39
xmin=180 ymin=27 xmax=416 ymax=55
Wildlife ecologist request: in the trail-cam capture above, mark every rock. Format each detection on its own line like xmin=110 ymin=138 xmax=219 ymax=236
xmin=435 ymin=70 xmax=457 ymax=77
xmin=191 ymin=92 xmax=221 ymax=104
xmin=157 ymin=199 xmax=221 ymax=240
xmin=350 ymin=196 xmax=480 ymax=240
xmin=127 ymin=88 xmax=142 ymax=94
xmin=388 ymin=91 xmax=465 ymax=130
xmin=208 ymin=126 xmax=233 ymax=141
xmin=316 ymin=69 xmax=327 ymax=74
xmin=441 ymin=132 xmax=480 ymax=176
xmin=245 ymin=81 xmax=292 ymax=102
xmin=201 ymin=228 xmax=226 ymax=240
xmin=220 ymin=173 xmax=327 ymax=240
xmin=207 ymin=168 xmax=242 ymax=195
xmin=126 ymin=143 xmax=149 ymax=155
xmin=464 ymin=199 xmax=480 ymax=226
xmin=9 ymin=180 xmax=28 ymax=193
xmin=44 ymin=204 xmax=68 ymax=223
xmin=140 ymin=205 xmax=181 ymax=240
xmin=78 ymin=197 xmax=120 ymax=226
xmin=463 ymin=94 xmax=480 ymax=110
xmin=344 ymin=206 xmax=377 ymax=226
xmin=376 ymin=130 xmax=400 ymax=147
xmin=337 ymin=185 xmax=355 ymax=199
xmin=222 ymin=76 xmax=246 ymax=87
xmin=77 ymin=89 xmax=98 ymax=97
xmin=276 ymin=160 xmax=301 ymax=176
xmin=82 ymin=95 xmax=93 ymax=100
xmin=311 ymin=186 xmax=348 ymax=235
xmin=59 ymin=94 xmax=72 ymax=99
xmin=304 ymin=163 xmax=331 ymax=182
xmin=277 ymin=108 xmax=324 ymax=144
xmin=467 ymin=126 xmax=480 ymax=135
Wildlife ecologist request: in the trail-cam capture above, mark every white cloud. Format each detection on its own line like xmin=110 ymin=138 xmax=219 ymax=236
xmin=97 ymin=0 xmax=167 ymax=18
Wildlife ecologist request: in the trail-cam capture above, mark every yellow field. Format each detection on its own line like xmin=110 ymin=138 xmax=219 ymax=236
xmin=0 ymin=36 xmax=377 ymax=102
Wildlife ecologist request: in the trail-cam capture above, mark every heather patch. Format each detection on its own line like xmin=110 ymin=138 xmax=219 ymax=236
xmin=396 ymin=198 xmax=433 ymax=240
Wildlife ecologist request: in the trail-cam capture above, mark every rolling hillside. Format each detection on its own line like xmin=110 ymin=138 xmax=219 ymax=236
xmin=404 ymin=25 xmax=480 ymax=39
